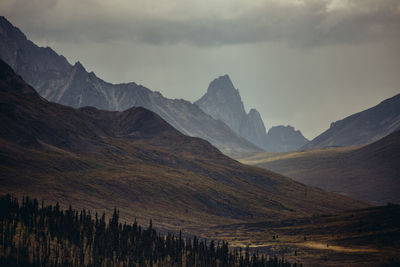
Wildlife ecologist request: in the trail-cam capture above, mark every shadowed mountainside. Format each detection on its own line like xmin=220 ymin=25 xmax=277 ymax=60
xmin=238 ymin=131 xmax=400 ymax=205
xmin=0 ymin=59 xmax=367 ymax=232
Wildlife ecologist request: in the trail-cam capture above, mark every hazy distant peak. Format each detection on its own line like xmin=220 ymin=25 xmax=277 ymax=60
xmin=196 ymin=74 xmax=245 ymax=114
xmin=268 ymin=125 xmax=306 ymax=137
xmin=207 ymin=74 xmax=238 ymax=95
xmin=215 ymin=74 xmax=232 ymax=83
xmin=247 ymin=108 xmax=264 ymax=123
xmin=196 ymin=75 xmax=310 ymax=152
xmin=248 ymin=108 xmax=260 ymax=116
xmin=264 ymin=125 xmax=309 ymax=152
xmin=269 ymin=125 xmax=295 ymax=131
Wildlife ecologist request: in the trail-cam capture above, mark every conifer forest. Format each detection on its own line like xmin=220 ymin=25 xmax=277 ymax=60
xmin=0 ymin=195 xmax=300 ymax=267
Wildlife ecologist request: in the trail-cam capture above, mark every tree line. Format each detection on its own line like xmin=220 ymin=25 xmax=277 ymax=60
xmin=0 ymin=194 xmax=301 ymax=267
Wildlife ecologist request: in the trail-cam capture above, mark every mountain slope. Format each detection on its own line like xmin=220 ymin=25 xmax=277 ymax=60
xmin=0 ymin=59 xmax=366 ymax=231
xmin=0 ymin=16 xmax=261 ymax=155
xmin=195 ymin=75 xmax=308 ymax=152
xmin=239 ymin=131 xmax=400 ymax=205
xmin=303 ymin=93 xmax=400 ymax=149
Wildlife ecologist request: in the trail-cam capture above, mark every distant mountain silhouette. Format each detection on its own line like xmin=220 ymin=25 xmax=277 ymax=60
xmin=303 ymin=93 xmax=400 ymax=149
xmin=0 ymin=16 xmax=261 ymax=155
xmin=195 ymin=75 xmax=308 ymax=152
xmin=265 ymin=126 xmax=309 ymax=152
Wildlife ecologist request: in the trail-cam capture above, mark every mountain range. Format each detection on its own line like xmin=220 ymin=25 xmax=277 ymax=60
xmin=0 ymin=16 xmax=313 ymax=154
xmin=0 ymin=16 xmax=262 ymax=155
xmin=0 ymin=59 xmax=366 ymax=231
xmin=195 ymin=75 xmax=309 ymax=152
xmin=303 ymin=93 xmax=400 ymax=149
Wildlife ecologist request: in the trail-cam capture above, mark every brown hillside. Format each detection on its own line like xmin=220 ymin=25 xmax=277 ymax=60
xmin=0 ymin=59 xmax=366 ymax=232
xmin=239 ymin=132 xmax=400 ymax=205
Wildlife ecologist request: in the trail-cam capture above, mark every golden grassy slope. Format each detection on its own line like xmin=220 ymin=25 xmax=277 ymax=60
xmin=236 ymin=146 xmax=360 ymax=166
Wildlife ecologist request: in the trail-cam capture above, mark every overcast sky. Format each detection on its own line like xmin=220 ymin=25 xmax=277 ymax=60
xmin=1 ymin=0 xmax=400 ymax=139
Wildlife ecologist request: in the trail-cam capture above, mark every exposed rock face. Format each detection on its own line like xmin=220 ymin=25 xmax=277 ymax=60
xmin=195 ymin=75 xmax=268 ymax=149
xmin=196 ymin=75 xmax=247 ymax=133
xmin=265 ymin=126 xmax=309 ymax=152
xmin=196 ymin=75 xmax=308 ymax=152
xmin=303 ymin=93 xmax=400 ymax=150
xmin=0 ymin=16 xmax=262 ymax=154
xmin=241 ymin=109 xmax=268 ymax=149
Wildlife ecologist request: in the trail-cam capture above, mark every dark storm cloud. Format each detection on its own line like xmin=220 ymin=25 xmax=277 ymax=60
xmin=2 ymin=0 xmax=399 ymax=47
xmin=1 ymin=0 xmax=399 ymax=139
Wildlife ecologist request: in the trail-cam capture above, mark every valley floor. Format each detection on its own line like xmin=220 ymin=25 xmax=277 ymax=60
xmin=187 ymin=205 xmax=400 ymax=266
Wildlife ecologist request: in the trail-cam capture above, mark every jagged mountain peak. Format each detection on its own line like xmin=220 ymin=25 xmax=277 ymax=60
xmin=267 ymin=125 xmax=305 ymax=137
xmin=71 ymin=61 xmax=90 ymax=78
xmin=248 ymin=108 xmax=261 ymax=117
xmin=199 ymin=74 xmax=243 ymax=107
xmin=207 ymin=74 xmax=237 ymax=93
xmin=196 ymin=75 xmax=249 ymax=134
xmin=73 ymin=61 xmax=85 ymax=69
xmin=246 ymin=109 xmax=266 ymax=134
xmin=269 ymin=125 xmax=295 ymax=132
xmin=196 ymin=75 xmax=270 ymax=150
xmin=71 ymin=61 xmax=88 ymax=77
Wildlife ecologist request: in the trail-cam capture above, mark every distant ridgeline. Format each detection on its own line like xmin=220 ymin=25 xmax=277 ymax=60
xmin=0 ymin=195 xmax=300 ymax=267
